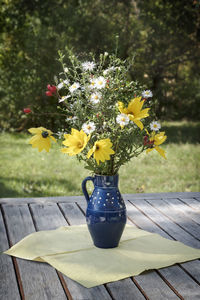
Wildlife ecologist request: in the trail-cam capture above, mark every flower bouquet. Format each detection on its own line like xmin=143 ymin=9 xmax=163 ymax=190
xmin=27 ymin=49 xmax=167 ymax=248
xmin=28 ymin=49 xmax=167 ymax=175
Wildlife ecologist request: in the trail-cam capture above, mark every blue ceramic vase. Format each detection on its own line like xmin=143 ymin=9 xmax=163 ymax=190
xmin=82 ymin=174 xmax=127 ymax=248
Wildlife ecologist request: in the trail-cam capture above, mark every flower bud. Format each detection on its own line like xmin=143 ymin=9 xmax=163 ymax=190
xmin=46 ymin=91 xmax=53 ymax=96
xmin=47 ymin=85 xmax=57 ymax=94
xmin=23 ymin=108 xmax=31 ymax=114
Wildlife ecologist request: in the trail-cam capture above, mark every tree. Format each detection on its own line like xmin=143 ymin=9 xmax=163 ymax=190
xmin=0 ymin=0 xmax=199 ymax=131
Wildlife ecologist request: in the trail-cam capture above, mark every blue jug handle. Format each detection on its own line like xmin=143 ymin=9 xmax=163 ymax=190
xmin=82 ymin=176 xmax=94 ymax=203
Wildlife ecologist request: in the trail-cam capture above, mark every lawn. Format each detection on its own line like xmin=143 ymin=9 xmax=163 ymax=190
xmin=0 ymin=121 xmax=199 ymax=198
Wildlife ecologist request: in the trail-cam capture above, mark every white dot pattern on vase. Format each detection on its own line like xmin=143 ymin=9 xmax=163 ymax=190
xmin=87 ymin=190 xmax=126 ymax=211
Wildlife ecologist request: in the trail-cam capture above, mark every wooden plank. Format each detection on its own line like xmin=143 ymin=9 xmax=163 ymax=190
xmin=162 ymin=198 xmax=200 ymax=225
xmin=0 ymin=196 xmax=85 ymax=205
xmin=1 ymin=192 xmax=200 ymax=204
xmin=125 ymin=200 xmax=171 ymax=239
xmin=126 ymin=200 xmax=200 ymax=284
xmin=136 ymin=198 xmax=200 ymax=283
xmin=2 ymin=204 xmax=67 ymax=300
xmin=179 ymin=198 xmax=200 ymax=211
xmin=30 ymin=203 xmax=112 ymax=300
xmin=106 ymin=278 xmax=146 ymax=300
xmin=0 ymin=208 xmax=21 ymax=300
xmin=124 ymin=192 xmax=200 ymax=200
xmin=146 ymin=199 xmax=200 ymax=240
xmin=126 ymin=200 xmax=200 ymax=299
xmin=129 ymin=199 xmax=200 ymax=249
xmin=58 ymin=202 xmax=86 ymax=226
xmin=78 ymin=201 xmax=180 ymax=300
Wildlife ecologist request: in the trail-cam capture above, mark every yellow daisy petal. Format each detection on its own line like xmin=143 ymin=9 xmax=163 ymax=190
xmin=62 ymin=128 xmax=90 ymax=156
xmin=28 ymin=127 xmax=54 ymax=152
xmin=87 ymin=139 xmax=115 ymax=165
xmin=133 ymin=120 xmax=144 ymax=130
xmin=155 ymin=146 xmax=167 ymax=159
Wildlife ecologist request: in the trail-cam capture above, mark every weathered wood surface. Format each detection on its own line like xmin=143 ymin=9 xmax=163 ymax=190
xmin=0 ymin=192 xmax=200 ymax=204
xmin=0 ymin=192 xmax=200 ymax=300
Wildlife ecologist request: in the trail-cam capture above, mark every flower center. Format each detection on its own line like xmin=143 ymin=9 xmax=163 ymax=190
xmin=95 ymin=144 xmax=100 ymax=151
xmin=121 ymin=117 xmax=125 ymax=122
xmin=77 ymin=142 xmax=83 ymax=149
xmin=42 ymin=131 xmax=49 ymax=138
xmin=94 ymin=96 xmax=98 ymax=100
xmin=98 ymin=81 xmax=103 ymax=85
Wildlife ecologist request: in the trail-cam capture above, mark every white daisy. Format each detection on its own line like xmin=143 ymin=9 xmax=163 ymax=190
xmin=58 ymin=95 xmax=71 ymax=103
xmin=64 ymin=67 xmax=69 ymax=73
xmin=94 ymin=76 xmax=106 ymax=89
xmin=142 ymin=90 xmax=153 ymax=98
xmin=103 ymin=66 xmax=115 ymax=75
xmin=82 ymin=61 xmax=96 ymax=71
xmin=88 ymin=78 xmax=96 ymax=89
xmin=116 ymin=114 xmax=129 ymax=128
xmin=150 ymin=121 xmax=161 ymax=131
xmin=69 ymin=82 xmax=80 ymax=93
xmin=66 ymin=116 xmax=78 ymax=122
xmin=82 ymin=122 xmax=96 ymax=134
xmin=90 ymin=92 xmax=102 ymax=104
xmin=57 ymin=82 xmax=64 ymax=90
xmin=57 ymin=80 xmax=69 ymax=90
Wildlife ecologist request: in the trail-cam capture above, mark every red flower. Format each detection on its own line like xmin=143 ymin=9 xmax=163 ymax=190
xmin=46 ymin=84 xmax=57 ymax=96
xmin=23 ymin=108 xmax=31 ymax=114
xmin=143 ymin=135 xmax=154 ymax=147
xmin=46 ymin=91 xmax=53 ymax=96
xmin=143 ymin=135 xmax=149 ymax=146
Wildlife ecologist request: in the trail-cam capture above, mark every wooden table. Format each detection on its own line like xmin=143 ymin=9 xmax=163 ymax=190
xmin=1 ymin=192 xmax=200 ymax=300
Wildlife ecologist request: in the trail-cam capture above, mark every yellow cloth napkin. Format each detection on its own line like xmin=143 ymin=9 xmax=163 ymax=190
xmin=4 ymin=225 xmax=200 ymax=288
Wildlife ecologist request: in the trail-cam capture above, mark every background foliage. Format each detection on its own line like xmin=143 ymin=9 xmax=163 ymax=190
xmin=0 ymin=0 xmax=200 ymax=131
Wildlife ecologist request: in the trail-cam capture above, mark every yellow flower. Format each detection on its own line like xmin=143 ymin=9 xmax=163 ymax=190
xmin=87 ymin=138 xmax=115 ymax=165
xmin=118 ymin=97 xmax=150 ymax=130
xmin=28 ymin=127 xmax=56 ymax=152
xmin=146 ymin=131 xmax=167 ymax=159
xmin=61 ymin=128 xmax=90 ymax=156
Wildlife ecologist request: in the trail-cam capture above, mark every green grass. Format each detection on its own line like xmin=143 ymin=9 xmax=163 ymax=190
xmin=0 ymin=121 xmax=200 ymax=197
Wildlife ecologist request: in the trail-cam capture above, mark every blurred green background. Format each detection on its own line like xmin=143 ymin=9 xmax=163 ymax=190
xmin=0 ymin=0 xmax=199 ymax=196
